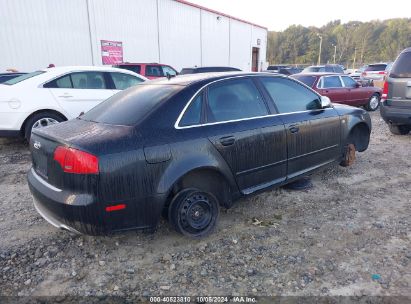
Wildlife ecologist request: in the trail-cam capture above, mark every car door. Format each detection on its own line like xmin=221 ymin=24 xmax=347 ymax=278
xmin=341 ymin=75 xmax=366 ymax=106
xmin=259 ymin=76 xmax=341 ymax=180
xmin=108 ymin=72 xmax=145 ymax=93
xmin=202 ymin=77 xmax=287 ymax=193
xmin=317 ymin=75 xmax=348 ymax=104
xmin=46 ymin=71 xmax=114 ymax=119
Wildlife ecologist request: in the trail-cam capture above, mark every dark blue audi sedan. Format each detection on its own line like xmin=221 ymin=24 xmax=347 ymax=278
xmin=28 ymin=72 xmax=371 ymax=237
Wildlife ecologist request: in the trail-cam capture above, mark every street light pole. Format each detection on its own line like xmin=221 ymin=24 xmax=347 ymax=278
xmin=317 ymin=34 xmax=323 ymax=65
xmin=332 ymin=44 xmax=337 ymax=64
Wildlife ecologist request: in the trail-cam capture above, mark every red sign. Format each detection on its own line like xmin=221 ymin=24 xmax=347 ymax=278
xmin=101 ymin=40 xmax=123 ymax=65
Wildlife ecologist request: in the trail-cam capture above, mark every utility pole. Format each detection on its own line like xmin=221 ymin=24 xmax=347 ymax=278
xmin=317 ymin=34 xmax=323 ymax=65
xmin=332 ymin=44 xmax=337 ymax=64
xmin=352 ymin=48 xmax=357 ymax=69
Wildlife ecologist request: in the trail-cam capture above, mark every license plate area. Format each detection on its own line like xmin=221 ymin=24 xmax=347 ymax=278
xmin=33 ymin=151 xmax=48 ymax=179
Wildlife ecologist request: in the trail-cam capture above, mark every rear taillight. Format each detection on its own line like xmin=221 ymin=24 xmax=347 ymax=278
xmin=378 ymin=71 xmax=386 ymax=75
xmin=361 ymin=72 xmax=366 ymax=77
xmin=54 ymin=146 xmax=99 ymax=174
xmin=381 ymin=81 xmax=389 ymax=101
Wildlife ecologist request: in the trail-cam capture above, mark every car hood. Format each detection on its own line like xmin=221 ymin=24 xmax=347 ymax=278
xmin=32 ymin=119 xmax=142 ymax=155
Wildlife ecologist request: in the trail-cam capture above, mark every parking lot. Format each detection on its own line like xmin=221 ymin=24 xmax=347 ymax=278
xmin=0 ymin=111 xmax=410 ymax=298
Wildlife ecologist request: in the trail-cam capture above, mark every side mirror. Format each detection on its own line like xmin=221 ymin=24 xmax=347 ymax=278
xmin=355 ymin=82 xmax=361 ymax=88
xmin=320 ymin=96 xmax=332 ymax=108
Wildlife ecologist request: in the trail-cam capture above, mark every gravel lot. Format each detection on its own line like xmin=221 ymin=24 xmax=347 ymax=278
xmin=0 ymin=111 xmax=410 ymax=300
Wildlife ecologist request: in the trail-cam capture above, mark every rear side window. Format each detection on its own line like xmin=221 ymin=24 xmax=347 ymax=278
xmin=365 ymin=64 xmax=387 ymax=71
xmin=292 ymin=75 xmax=317 ymax=87
xmin=81 ymin=85 xmax=181 ymax=126
xmin=260 ymin=77 xmax=321 ymax=113
xmin=179 ymin=68 xmax=194 ymax=75
xmin=390 ymin=52 xmax=411 ymax=78
xmin=44 ymin=72 xmax=107 ymax=89
xmin=321 ymin=76 xmax=343 ymax=88
xmin=110 ymin=72 xmax=144 ymax=90
xmin=146 ymin=65 xmax=164 ymax=77
xmin=207 ymin=78 xmax=268 ymax=123
xmin=180 ymin=94 xmax=203 ymax=127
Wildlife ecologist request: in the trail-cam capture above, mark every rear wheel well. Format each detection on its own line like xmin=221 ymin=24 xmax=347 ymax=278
xmin=163 ymin=169 xmax=232 ymax=216
xmin=21 ymin=110 xmax=67 ymax=136
xmin=348 ymin=123 xmax=370 ymax=152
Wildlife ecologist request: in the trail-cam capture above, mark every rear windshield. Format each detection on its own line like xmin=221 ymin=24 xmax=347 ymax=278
xmin=115 ymin=65 xmax=141 ymax=74
xmin=365 ymin=64 xmax=387 ymax=71
xmin=3 ymin=71 xmax=45 ymax=85
xmin=292 ymin=75 xmax=317 ymax=87
xmin=302 ymin=67 xmax=322 ymax=73
xmin=179 ymin=69 xmax=195 ymax=75
xmin=80 ymin=84 xmax=181 ymax=126
xmin=390 ymin=52 xmax=411 ymax=78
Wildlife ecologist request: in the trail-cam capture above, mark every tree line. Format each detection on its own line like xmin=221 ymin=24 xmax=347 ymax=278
xmin=267 ymin=18 xmax=411 ymax=68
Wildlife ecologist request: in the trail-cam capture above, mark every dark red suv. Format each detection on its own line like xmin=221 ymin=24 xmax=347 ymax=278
xmin=114 ymin=63 xmax=178 ymax=80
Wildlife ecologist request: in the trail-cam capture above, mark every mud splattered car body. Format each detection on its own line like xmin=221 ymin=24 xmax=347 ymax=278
xmin=27 ymin=73 xmax=371 ymax=237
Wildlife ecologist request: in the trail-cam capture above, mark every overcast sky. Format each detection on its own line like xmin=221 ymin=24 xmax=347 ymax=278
xmin=187 ymin=0 xmax=410 ymax=31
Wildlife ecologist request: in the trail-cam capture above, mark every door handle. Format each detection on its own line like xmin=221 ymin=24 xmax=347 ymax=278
xmin=289 ymin=125 xmax=300 ymax=134
xmin=219 ymin=136 xmax=235 ymax=146
xmin=58 ymin=94 xmax=73 ymax=98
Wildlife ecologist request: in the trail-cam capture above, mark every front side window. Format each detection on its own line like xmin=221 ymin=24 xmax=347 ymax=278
xmin=260 ymin=77 xmax=321 ymax=113
xmin=180 ymin=93 xmax=203 ymax=127
xmin=341 ymin=76 xmax=357 ymax=88
xmin=110 ymin=72 xmax=144 ymax=90
xmin=146 ymin=65 xmax=164 ymax=77
xmin=321 ymin=76 xmax=343 ymax=88
xmin=162 ymin=66 xmax=177 ymax=77
xmin=207 ymin=78 xmax=268 ymax=123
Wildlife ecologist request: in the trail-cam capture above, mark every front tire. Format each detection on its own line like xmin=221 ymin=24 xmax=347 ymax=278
xmin=365 ymin=93 xmax=380 ymax=111
xmin=388 ymin=125 xmax=410 ymax=135
xmin=24 ymin=112 xmax=64 ymax=141
xmin=168 ymin=188 xmax=219 ymax=238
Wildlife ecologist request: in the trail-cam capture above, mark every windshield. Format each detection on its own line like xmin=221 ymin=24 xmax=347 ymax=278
xmin=291 ymin=75 xmax=317 ymax=87
xmin=80 ymin=84 xmax=182 ymax=126
xmin=3 ymin=71 xmax=45 ymax=85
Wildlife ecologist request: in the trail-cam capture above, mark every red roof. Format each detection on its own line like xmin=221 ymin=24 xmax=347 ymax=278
xmin=175 ymin=0 xmax=267 ymax=30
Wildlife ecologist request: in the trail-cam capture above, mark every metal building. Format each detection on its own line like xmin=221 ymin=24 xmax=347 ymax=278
xmin=0 ymin=0 xmax=267 ymax=72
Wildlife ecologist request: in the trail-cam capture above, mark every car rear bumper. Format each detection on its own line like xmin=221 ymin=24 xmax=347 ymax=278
xmin=380 ymin=102 xmax=411 ymax=126
xmin=27 ymin=168 xmax=166 ymax=235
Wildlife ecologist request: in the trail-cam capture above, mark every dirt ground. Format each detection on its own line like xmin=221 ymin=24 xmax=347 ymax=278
xmin=0 ymin=111 xmax=410 ymax=301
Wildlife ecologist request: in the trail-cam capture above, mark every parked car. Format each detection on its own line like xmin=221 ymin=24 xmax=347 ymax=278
xmin=302 ymin=64 xmax=344 ymax=74
xmin=380 ymin=48 xmax=411 ymax=135
xmin=114 ymin=63 xmax=178 ymax=79
xmin=0 ymin=72 xmax=27 ymax=84
xmin=360 ymin=63 xmax=390 ymax=85
xmin=28 ymin=72 xmax=371 ymax=237
xmin=179 ymin=66 xmax=241 ymax=75
xmin=0 ymin=66 xmax=146 ymax=140
xmin=292 ymin=73 xmax=382 ymax=111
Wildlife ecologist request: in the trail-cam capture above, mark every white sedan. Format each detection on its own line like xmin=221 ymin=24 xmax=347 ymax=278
xmin=0 ymin=66 xmax=147 ymax=140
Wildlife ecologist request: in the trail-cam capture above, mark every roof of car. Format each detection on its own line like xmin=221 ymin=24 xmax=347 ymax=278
xmin=142 ymin=72 xmax=280 ymax=86
xmin=39 ymin=66 xmax=136 ymax=73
